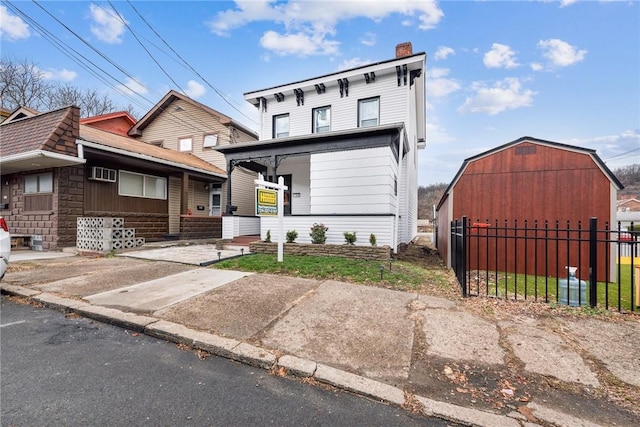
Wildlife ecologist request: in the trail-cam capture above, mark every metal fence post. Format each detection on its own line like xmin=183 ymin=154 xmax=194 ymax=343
xmin=589 ymin=217 xmax=598 ymax=308
xmin=462 ymin=216 xmax=468 ymax=297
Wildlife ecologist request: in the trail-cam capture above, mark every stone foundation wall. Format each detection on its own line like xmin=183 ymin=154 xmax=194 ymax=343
xmin=249 ymin=242 xmax=391 ymax=261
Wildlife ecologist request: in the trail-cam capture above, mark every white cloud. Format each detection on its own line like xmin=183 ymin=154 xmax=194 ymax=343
xmin=360 ymin=32 xmax=376 ymax=47
xmin=207 ymin=0 xmax=443 ymax=56
xmin=530 ymin=62 xmax=544 ymax=72
xmin=184 ymin=80 xmax=206 ymax=99
xmin=337 ymin=57 xmax=372 ymax=71
xmin=0 ymin=5 xmax=30 ymax=41
xmin=116 ymin=77 xmax=148 ymax=96
xmin=39 ymin=67 xmax=77 ymax=82
xmin=427 ymin=67 xmax=461 ymax=98
xmin=538 ymin=38 xmax=587 ymax=67
xmin=260 ymin=30 xmax=339 ymax=56
xmin=458 ymin=77 xmax=536 ymax=115
xmin=483 ymin=43 xmax=519 ymax=69
xmin=434 ymin=46 xmax=455 ymax=61
xmin=565 ymin=130 xmax=640 ymax=166
xmin=560 ymin=0 xmax=578 ymax=8
xmin=89 ymin=4 xmax=127 ymax=44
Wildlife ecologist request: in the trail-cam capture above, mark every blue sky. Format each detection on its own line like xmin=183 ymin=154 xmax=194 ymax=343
xmin=1 ymin=0 xmax=638 ymax=186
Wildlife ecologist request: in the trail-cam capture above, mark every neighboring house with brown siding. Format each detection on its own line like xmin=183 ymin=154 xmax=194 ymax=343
xmin=0 ymin=105 xmax=227 ymax=250
xmin=128 ymin=90 xmax=259 ymax=218
xmin=435 ymin=136 xmax=623 ymax=281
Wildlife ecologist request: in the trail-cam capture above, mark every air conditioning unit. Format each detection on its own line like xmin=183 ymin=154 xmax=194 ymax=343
xmin=88 ymin=166 xmax=117 ymax=182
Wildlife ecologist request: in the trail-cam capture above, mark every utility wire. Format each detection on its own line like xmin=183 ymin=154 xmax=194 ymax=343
xmin=106 ymin=0 xmax=185 ymax=94
xmin=125 ymin=0 xmax=257 ymax=126
xmin=6 ymin=1 xmax=254 ymax=143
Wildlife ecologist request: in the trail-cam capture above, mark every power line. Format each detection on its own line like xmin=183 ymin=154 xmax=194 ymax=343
xmin=106 ymin=0 xmax=185 ymax=94
xmin=124 ymin=0 xmax=257 ymax=126
xmin=5 ymin=1 xmax=253 ymax=143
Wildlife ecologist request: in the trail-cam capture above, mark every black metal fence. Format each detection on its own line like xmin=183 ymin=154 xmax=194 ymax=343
xmin=450 ymin=216 xmax=638 ymax=312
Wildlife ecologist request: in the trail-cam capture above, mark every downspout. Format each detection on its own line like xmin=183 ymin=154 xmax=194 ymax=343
xmin=77 ymin=142 xmax=84 ymax=160
xmin=394 ymin=131 xmax=404 ymax=254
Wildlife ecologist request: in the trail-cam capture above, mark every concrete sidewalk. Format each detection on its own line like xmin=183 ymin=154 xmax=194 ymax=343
xmin=1 ymin=248 xmax=639 ymax=427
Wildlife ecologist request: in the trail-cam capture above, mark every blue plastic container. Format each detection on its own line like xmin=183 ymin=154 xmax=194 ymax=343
xmin=559 ymin=266 xmax=587 ymax=307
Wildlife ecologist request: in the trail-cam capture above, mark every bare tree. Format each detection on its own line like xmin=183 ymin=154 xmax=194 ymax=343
xmin=45 ymin=83 xmax=118 ymax=117
xmin=1 ymin=56 xmax=134 ymax=118
xmin=0 ymin=57 xmax=50 ymax=111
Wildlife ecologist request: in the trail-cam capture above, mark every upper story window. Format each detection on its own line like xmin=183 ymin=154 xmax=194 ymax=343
xmin=203 ymin=134 xmax=218 ymax=148
xmin=313 ymin=106 xmax=331 ymax=133
xmin=178 ymin=137 xmax=193 ymax=152
xmin=119 ymin=171 xmax=167 ymax=200
xmin=273 ymin=114 xmax=289 ymax=138
xmin=25 ymin=172 xmax=53 ymax=194
xmin=358 ymin=97 xmax=379 ymax=128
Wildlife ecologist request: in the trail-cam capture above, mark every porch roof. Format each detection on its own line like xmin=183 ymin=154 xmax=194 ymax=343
xmin=215 ymin=123 xmax=407 ymax=168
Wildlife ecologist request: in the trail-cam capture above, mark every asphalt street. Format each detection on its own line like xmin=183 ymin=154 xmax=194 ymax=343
xmin=0 ymin=296 xmax=457 ymax=427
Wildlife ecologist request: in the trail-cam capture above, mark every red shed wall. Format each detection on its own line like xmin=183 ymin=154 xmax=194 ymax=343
xmin=452 ymin=142 xmax=613 ymax=281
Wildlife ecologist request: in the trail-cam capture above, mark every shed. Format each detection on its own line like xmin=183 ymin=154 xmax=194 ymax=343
xmin=436 ymin=136 xmax=623 ymax=279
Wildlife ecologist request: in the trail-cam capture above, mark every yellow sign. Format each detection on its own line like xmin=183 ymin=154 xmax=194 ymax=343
xmin=256 ymin=188 xmax=277 ymax=215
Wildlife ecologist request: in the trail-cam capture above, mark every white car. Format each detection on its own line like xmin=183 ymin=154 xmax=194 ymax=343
xmin=0 ymin=216 xmax=10 ymax=281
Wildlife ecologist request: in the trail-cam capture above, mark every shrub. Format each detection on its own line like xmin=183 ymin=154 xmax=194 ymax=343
xmin=344 ymin=231 xmax=357 ymax=245
xmin=265 ymin=229 xmax=271 ymax=243
xmin=310 ymin=223 xmax=328 ymax=244
xmin=369 ymin=233 xmax=377 ymax=246
xmin=286 ymin=229 xmax=298 ymax=243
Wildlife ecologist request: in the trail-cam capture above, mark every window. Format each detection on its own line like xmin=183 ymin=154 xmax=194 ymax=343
xmin=273 ymin=114 xmax=289 ymax=138
xmin=178 ymin=137 xmax=193 ymax=152
xmin=119 ymin=171 xmax=167 ymax=199
xmin=24 ymin=172 xmax=53 ymax=194
xmin=358 ymin=97 xmax=379 ymax=127
xmin=203 ymin=134 xmax=218 ymax=148
xmin=313 ymin=106 xmax=331 ymax=133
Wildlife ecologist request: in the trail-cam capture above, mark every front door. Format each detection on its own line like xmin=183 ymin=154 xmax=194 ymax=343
xmin=209 ymin=185 xmax=222 ymax=216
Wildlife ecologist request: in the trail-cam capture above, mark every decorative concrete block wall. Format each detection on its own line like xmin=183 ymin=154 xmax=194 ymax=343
xmin=76 ymin=217 xmax=144 ymax=252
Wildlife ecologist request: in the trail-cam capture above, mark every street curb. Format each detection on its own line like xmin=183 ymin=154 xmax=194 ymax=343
xmin=416 ymin=396 xmax=522 ymax=427
xmin=315 ymin=363 xmax=406 ymax=406
xmin=1 ymin=284 xmax=535 ymax=427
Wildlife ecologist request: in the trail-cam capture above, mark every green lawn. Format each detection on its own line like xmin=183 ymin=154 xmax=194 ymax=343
xmin=468 ymin=264 xmax=638 ymax=311
xmin=212 ymin=253 xmax=441 ymax=292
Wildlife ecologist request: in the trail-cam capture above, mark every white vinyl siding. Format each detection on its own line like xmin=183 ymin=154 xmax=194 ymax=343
xmin=310 ymin=147 xmax=397 ymax=215
xmin=259 ymin=71 xmax=408 ymax=139
xmin=274 ymin=156 xmax=311 ymax=215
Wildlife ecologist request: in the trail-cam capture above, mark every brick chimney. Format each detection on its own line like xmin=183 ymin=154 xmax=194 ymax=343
xmin=395 ymin=42 xmax=413 ymax=58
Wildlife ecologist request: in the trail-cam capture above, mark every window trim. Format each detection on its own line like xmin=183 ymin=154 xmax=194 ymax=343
xmin=118 ymin=170 xmax=167 ymax=200
xmin=273 ymin=113 xmax=290 ymax=138
xmin=312 ymin=106 xmax=331 ymax=133
xmin=178 ymin=136 xmax=193 ymax=152
xmin=24 ymin=172 xmax=53 ymax=194
xmin=358 ymin=96 xmax=380 ymax=128
xmin=203 ymin=133 xmax=219 ymax=148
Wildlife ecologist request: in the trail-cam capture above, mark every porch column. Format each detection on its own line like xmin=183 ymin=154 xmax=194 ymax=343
xmin=225 ymin=159 xmax=235 ymax=215
xmin=181 ymin=172 xmax=189 ymax=215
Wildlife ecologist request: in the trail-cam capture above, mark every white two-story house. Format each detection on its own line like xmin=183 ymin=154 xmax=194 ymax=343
xmin=217 ymin=42 xmax=426 ymax=252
